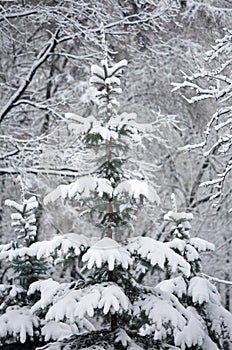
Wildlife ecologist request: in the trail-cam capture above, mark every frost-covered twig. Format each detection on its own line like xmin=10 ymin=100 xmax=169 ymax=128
xmin=201 ymin=273 xmax=232 ymax=286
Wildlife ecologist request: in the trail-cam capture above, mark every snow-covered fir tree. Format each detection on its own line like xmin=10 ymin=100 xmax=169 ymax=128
xmin=0 ymin=54 xmax=231 ymax=349
xmin=0 ymin=194 xmax=48 ymax=346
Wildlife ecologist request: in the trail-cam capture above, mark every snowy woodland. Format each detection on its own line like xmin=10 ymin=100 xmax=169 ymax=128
xmin=0 ymin=1 xmax=232 ymax=349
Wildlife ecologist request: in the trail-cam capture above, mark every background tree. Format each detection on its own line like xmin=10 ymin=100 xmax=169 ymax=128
xmin=172 ymin=26 xmax=232 ymax=321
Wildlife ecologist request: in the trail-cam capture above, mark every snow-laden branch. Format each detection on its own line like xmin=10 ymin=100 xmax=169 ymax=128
xmin=172 ymin=28 xmax=232 ymax=208
xmin=0 ymin=167 xmax=79 ymax=177
xmin=0 ymin=9 xmax=38 ymax=21
xmin=0 ymin=30 xmax=60 ymax=123
xmin=201 ymin=273 xmax=232 ymax=286
xmin=13 ymin=99 xmax=64 ymax=120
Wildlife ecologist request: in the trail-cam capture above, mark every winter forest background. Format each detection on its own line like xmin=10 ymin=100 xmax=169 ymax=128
xmin=0 ymin=1 xmax=232 ymax=349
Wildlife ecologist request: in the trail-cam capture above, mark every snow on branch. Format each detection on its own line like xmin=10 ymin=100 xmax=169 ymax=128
xmin=188 ymin=276 xmax=221 ymax=305
xmin=44 ymin=176 xmax=113 ymax=205
xmin=205 ymin=303 xmax=232 ymax=341
xmin=31 ymin=281 xmax=130 ymax=324
xmin=128 ymin=237 xmax=191 ymax=277
xmin=114 ymin=179 xmax=160 ymax=204
xmin=189 ymin=237 xmax=214 ymax=252
xmin=66 ymin=111 xmax=152 ymax=143
xmin=28 ymin=279 xmax=61 ymax=314
xmin=201 ymin=273 xmax=232 ymax=286
xmin=174 ymin=311 xmax=205 ymax=349
xmin=0 ymin=306 xmax=39 ymax=343
xmin=0 ymin=30 xmax=60 ymax=123
xmin=41 ymin=321 xmax=77 ymax=342
xmin=5 ymin=196 xmax=38 ymax=243
xmin=82 ymin=237 xmax=132 ymax=271
xmin=65 ymin=113 xmax=98 ymax=135
xmin=134 ymin=290 xmax=208 ymax=348
xmin=157 ymin=276 xmax=187 ymax=299
xmin=172 ymin=28 xmax=232 ymax=208
xmin=134 ymin=290 xmax=187 ymax=335
xmin=0 ymin=233 xmax=90 ymax=261
xmin=44 ymin=177 xmax=159 ymax=207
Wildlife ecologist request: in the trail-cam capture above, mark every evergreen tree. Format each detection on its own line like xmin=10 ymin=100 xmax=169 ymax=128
xmin=0 ymin=195 xmax=48 ymax=346
xmin=5 ymin=195 xmax=48 ymax=289
xmin=0 ymin=55 xmax=231 ymax=349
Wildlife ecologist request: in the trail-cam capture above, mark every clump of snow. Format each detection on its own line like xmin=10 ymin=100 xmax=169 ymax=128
xmin=41 ymin=321 xmax=77 ymax=342
xmin=90 ymin=59 xmax=127 ymax=82
xmin=66 ymin=111 xmax=151 ymax=145
xmin=46 ymin=290 xmax=84 ymax=323
xmin=174 ymin=311 xmax=205 ymax=348
xmin=0 ymin=306 xmax=39 ymax=343
xmin=167 ymin=238 xmax=186 ymax=252
xmin=164 ymin=210 xmax=193 ymax=222
xmin=97 ymin=283 xmax=130 ymax=315
xmin=167 ymin=238 xmax=209 ymax=263
xmin=28 ymin=279 xmax=61 ymax=314
xmin=115 ymin=328 xmax=131 ymax=347
xmin=206 ymin=303 xmax=232 ymax=341
xmin=82 ymin=237 xmax=132 ymax=271
xmin=5 ymin=196 xmax=38 ymax=213
xmin=203 ymin=335 xmax=221 ymax=350
xmin=157 ymin=276 xmax=187 ymax=298
xmin=114 ymin=179 xmax=160 ymax=204
xmin=188 ymin=276 xmax=221 ymax=305
xmin=65 ymin=113 xmax=98 ymax=135
xmin=0 ymin=284 xmax=24 ymax=300
xmin=190 ymin=237 xmax=215 ymax=252
xmin=107 ymin=59 xmax=128 ymax=77
xmin=185 ymin=244 xmax=200 ymax=262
